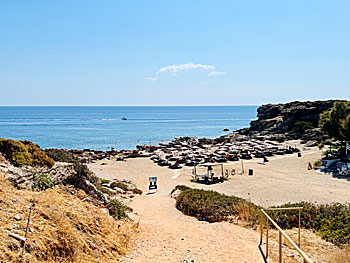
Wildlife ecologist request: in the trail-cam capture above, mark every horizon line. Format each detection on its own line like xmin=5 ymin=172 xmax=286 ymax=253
xmin=0 ymin=104 xmax=259 ymax=107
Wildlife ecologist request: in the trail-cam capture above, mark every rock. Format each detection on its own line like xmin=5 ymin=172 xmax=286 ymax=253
xmin=238 ymin=100 xmax=340 ymax=140
xmin=171 ymin=189 xmax=181 ymax=198
xmin=82 ymin=197 xmax=91 ymax=202
xmin=305 ymin=140 xmax=317 ymax=147
xmin=14 ymin=214 xmax=21 ymax=221
xmin=11 ymin=224 xmax=19 ymax=229
xmin=301 ymin=128 xmax=324 ymax=142
xmin=0 ymin=162 xmax=75 ymax=190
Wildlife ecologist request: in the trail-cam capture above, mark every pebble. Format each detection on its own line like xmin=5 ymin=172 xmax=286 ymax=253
xmin=82 ymin=197 xmax=91 ymax=202
xmin=14 ymin=214 xmax=21 ymax=221
xmin=11 ymin=224 xmax=19 ymax=229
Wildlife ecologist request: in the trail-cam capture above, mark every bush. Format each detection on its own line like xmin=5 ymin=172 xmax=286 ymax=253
xmin=0 ymin=138 xmax=54 ymax=167
xmin=317 ymin=142 xmax=325 ymax=150
xmin=269 ymin=202 xmax=350 ymax=246
xmin=295 ymin=121 xmax=315 ymax=133
xmin=32 ymin=173 xmax=54 ymax=191
xmin=110 ymin=182 xmax=129 ymax=191
xmin=101 ymin=178 xmax=111 ymax=184
xmin=314 ymin=160 xmax=322 ymax=168
xmin=174 ymin=186 xmax=350 ymax=247
xmin=174 ymin=185 xmax=260 ymax=223
xmin=107 ymin=199 xmax=128 ymax=219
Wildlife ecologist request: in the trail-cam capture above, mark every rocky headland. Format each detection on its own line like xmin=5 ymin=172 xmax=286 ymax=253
xmin=237 ymin=100 xmax=341 ymax=143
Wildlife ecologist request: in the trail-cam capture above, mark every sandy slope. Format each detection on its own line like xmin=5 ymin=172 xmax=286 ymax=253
xmin=88 ymin=147 xmax=350 ymax=262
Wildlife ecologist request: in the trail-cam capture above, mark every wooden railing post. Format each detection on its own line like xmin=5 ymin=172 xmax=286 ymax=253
xmin=279 ymin=231 xmax=282 ymax=263
xmin=260 ymin=208 xmax=313 ymax=263
xmin=266 ymin=217 xmax=269 ymax=258
xmin=260 ymin=210 xmax=263 ymax=244
xmin=298 ymin=209 xmax=301 ymax=247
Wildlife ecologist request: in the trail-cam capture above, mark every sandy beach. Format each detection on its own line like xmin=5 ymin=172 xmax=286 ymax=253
xmin=88 ymin=144 xmax=350 ymax=262
xmin=89 ymin=146 xmax=350 ymax=207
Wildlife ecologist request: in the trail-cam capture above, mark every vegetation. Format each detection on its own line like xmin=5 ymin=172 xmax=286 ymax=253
xmin=101 ymin=178 xmax=111 ymax=184
xmin=174 ymin=185 xmax=260 ymax=224
xmin=317 ymin=142 xmax=325 ymax=150
xmin=107 ymin=199 xmax=128 ymax=219
xmin=110 ymin=182 xmax=129 ymax=191
xmin=32 ymin=173 xmax=54 ymax=191
xmin=0 ymin=138 xmax=54 ymax=167
xmin=174 ymin=186 xmax=350 ymax=247
xmin=319 ymin=101 xmax=350 ymax=141
xmin=295 ymin=121 xmax=314 ymax=133
xmin=110 ymin=181 xmax=143 ymax=195
xmin=313 ymin=160 xmax=322 ymax=168
xmin=270 ymin=202 xmax=350 ymax=246
xmin=0 ymin=173 xmax=136 ymax=263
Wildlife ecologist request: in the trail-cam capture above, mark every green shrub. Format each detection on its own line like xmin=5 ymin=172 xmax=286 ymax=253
xmin=174 ymin=186 xmax=350 ymax=247
xmin=174 ymin=185 xmax=260 ymax=223
xmin=268 ymin=202 xmax=350 ymax=246
xmin=110 ymin=182 xmax=129 ymax=192
xmin=313 ymin=160 xmax=322 ymax=168
xmin=32 ymin=173 xmax=54 ymax=191
xmin=101 ymin=179 xmax=111 ymax=184
xmin=107 ymin=199 xmax=128 ymax=219
xmin=317 ymin=142 xmax=325 ymax=150
xmin=295 ymin=121 xmax=315 ymax=133
xmin=101 ymin=187 xmax=113 ymax=195
xmin=0 ymin=138 xmax=54 ymax=167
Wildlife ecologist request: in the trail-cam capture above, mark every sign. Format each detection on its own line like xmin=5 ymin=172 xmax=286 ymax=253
xmin=149 ymin=177 xmax=157 ymax=190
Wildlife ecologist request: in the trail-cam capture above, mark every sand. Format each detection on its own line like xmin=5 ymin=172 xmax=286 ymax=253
xmin=88 ymin=146 xmax=350 ymax=262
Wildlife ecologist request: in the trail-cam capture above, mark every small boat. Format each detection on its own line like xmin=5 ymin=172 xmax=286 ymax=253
xmin=121 ymin=117 xmax=127 ymax=120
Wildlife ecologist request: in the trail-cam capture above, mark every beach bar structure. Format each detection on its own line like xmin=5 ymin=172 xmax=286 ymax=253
xmin=194 ymin=163 xmax=224 ymax=183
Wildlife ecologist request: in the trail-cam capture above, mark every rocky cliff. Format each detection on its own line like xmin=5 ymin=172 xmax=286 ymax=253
xmin=238 ymin=100 xmax=340 ymax=141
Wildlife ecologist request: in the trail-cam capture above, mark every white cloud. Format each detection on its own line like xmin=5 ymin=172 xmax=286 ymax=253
xmin=144 ymin=77 xmax=157 ymax=81
xmin=145 ymin=62 xmax=225 ymax=81
xmin=208 ymin=71 xmax=227 ymax=77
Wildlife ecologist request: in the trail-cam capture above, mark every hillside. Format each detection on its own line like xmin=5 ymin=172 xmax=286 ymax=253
xmin=238 ymin=100 xmax=344 ymax=141
xmin=0 ymin=173 xmax=137 ymax=263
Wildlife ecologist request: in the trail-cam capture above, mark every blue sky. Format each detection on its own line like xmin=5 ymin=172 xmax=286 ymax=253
xmin=1 ymin=0 xmax=349 ymax=106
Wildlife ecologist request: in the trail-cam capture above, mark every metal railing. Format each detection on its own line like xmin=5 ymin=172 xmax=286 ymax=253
xmin=259 ymin=207 xmax=313 ymax=263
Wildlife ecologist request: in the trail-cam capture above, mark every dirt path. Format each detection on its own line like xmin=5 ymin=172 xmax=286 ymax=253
xmin=120 ymin=191 xmax=263 ymax=263
xmin=89 ymin=159 xmax=264 ymax=263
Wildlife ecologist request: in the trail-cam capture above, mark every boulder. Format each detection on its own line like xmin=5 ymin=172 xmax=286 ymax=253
xmin=301 ymin=128 xmax=325 ymax=142
xmin=171 ymin=189 xmax=181 ymax=198
xmin=304 ymin=140 xmax=318 ymax=147
xmin=0 ymin=162 xmax=75 ymax=189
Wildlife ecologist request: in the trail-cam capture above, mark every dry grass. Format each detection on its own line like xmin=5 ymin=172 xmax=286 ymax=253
xmin=326 ymin=248 xmax=350 ymax=263
xmin=0 ymin=173 xmax=138 ymax=263
xmin=266 ymin=228 xmax=349 ymax=263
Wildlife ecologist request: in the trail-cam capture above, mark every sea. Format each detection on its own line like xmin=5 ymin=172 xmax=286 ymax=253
xmin=0 ymin=106 xmax=258 ymax=151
